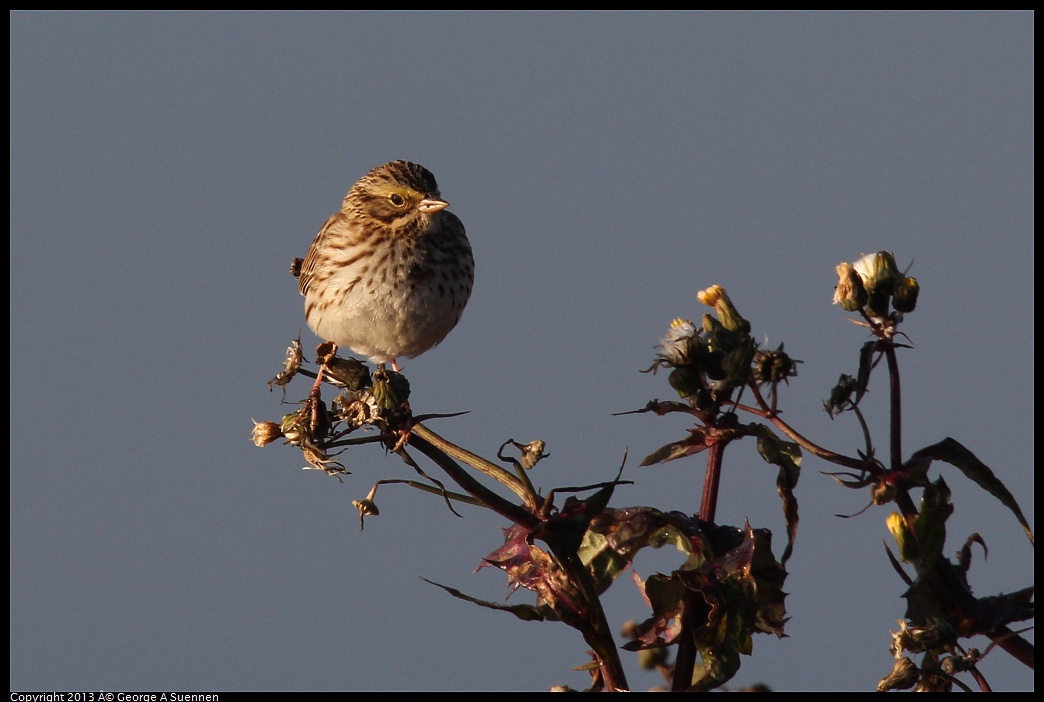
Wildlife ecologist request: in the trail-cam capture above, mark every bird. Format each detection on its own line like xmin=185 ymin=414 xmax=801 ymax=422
xmin=296 ymin=160 xmax=474 ymax=372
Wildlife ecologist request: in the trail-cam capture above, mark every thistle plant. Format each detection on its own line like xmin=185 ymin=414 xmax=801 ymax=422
xmin=253 ymin=252 xmax=1033 ymax=691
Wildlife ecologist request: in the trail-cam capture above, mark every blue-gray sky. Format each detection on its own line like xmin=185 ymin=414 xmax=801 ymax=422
xmin=10 ymin=11 xmax=1033 ymax=692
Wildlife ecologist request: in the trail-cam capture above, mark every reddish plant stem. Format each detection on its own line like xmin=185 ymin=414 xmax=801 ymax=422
xmin=881 ymin=341 xmax=1035 ymax=670
xmin=699 ymin=437 xmax=727 ymax=524
xmin=548 ymin=545 xmax=629 ymax=691
xmin=882 ymin=342 xmax=902 ymax=473
xmin=671 ymin=435 xmax=730 ymax=691
xmin=881 ymin=342 xmax=917 ymax=523
xmin=745 ymin=383 xmax=870 ymax=472
xmin=408 ymin=428 xmax=629 ymax=689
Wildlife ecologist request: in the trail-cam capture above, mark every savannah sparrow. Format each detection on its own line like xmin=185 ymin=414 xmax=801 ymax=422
xmin=296 ymin=161 xmax=474 ymax=369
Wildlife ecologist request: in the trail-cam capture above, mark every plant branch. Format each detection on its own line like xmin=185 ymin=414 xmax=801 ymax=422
xmin=405 ymin=428 xmax=539 ymax=529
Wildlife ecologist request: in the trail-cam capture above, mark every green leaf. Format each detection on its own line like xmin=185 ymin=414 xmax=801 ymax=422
xmin=580 ymin=507 xmax=711 ymax=593
xmin=640 ymin=427 xmax=712 ymax=466
xmin=912 ymin=477 xmax=954 ymax=568
xmin=908 ymin=438 xmax=1033 ymax=546
xmin=753 ymin=426 xmax=802 ymax=564
xmin=855 ymin=340 xmax=876 ymax=404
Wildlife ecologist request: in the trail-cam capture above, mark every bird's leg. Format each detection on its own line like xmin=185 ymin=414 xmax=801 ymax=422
xmin=310 ymin=363 xmax=326 ymax=393
xmin=306 ymin=366 xmax=326 ymax=444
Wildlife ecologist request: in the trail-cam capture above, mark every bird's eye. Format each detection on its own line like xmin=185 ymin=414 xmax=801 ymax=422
xmin=390 ymin=194 xmax=406 ymax=207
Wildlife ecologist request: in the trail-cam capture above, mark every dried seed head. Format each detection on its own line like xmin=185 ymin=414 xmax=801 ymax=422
xmin=517 ymin=440 xmax=549 ymax=470
xmin=753 ymin=344 xmax=801 ymax=386
xmin=833 ymin=261 xmax=868 ymax=312
xmin=877 ymin=656 xmax=918 ymax=692
xmin=658 ymin=318 xmax=698 ymax=366
xmin=251 ymin=420 xmax=283 ymax=447
xmin=268 ymin=339 xmax=304 ymax=391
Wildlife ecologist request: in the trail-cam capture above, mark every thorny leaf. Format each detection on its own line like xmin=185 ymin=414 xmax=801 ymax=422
xmin=533 ymin=474 xmax=627 ymax=557
xmin=893 ymin=479 xmax=1035 ymax=639
xmin=624 ymin=522 xmax=787 ymax=691
xmin=477 ymin=524 xmax=589 ymax=630
xmin=580 ymin=507 xmax=712 ymax=594
xmin=472 ymin=505 xmax=788 ymax=689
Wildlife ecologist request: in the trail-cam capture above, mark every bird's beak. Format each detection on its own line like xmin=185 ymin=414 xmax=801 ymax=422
xmin=418 ymin=197 xmax=450 ymax=214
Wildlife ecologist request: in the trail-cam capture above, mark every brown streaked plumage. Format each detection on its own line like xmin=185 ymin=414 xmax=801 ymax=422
xmin=297 ymin=161 xmax=474 ymax=367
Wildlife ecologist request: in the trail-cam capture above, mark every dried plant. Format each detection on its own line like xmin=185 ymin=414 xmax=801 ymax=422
xmin=254 ymin=252 xmax=1033 ymax=691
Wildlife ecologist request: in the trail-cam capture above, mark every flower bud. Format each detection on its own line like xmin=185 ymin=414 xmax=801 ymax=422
xmin=324 ymin=355 xmax=372 ymax=390
xmin=352 ymin=492 xmax=380 ymax=530
xmin=300 ymin=441 xmax=347 ymax=477
xmin=886 ymin=511 xmax=918 ymax=563
xmin=352 ymin=499 xmax=379 ymax=517
xmin=721 ymin=336 xmax=756 ymax=386
xmin=892 ymin=276 xmax=919 ymax=313
xmin=668 ymin=366 xmax=703 ymax=399
xmin=280 ymin=409 xmax=310 ymax=446
xmin=865 ymin=288 xmax=891 ymax=320
xmin=698 ymin=285 xmax=750 ymax=334
xmin=372 ymin=366 xmax=411 ymax=409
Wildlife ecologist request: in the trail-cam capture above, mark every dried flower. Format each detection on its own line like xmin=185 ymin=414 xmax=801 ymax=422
xmin=658 ymin=318 xmax=697 ymax=366
xmin=753 ymin=343 xmax=801 ymax=386
xmin=268 ymin=339 xmax=303 ymax=391
xmin=516 ymin=440 xmax=549 ymax=470
xmin=852 ymin=251 xmax=901 ymax=295
xmin=833 ymin=262 xmax=868 ymax=312
xmin=251 ymin=419 xmax=283 ymax=447
xmin=877 ymin=656 xmax=918 ymax=692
